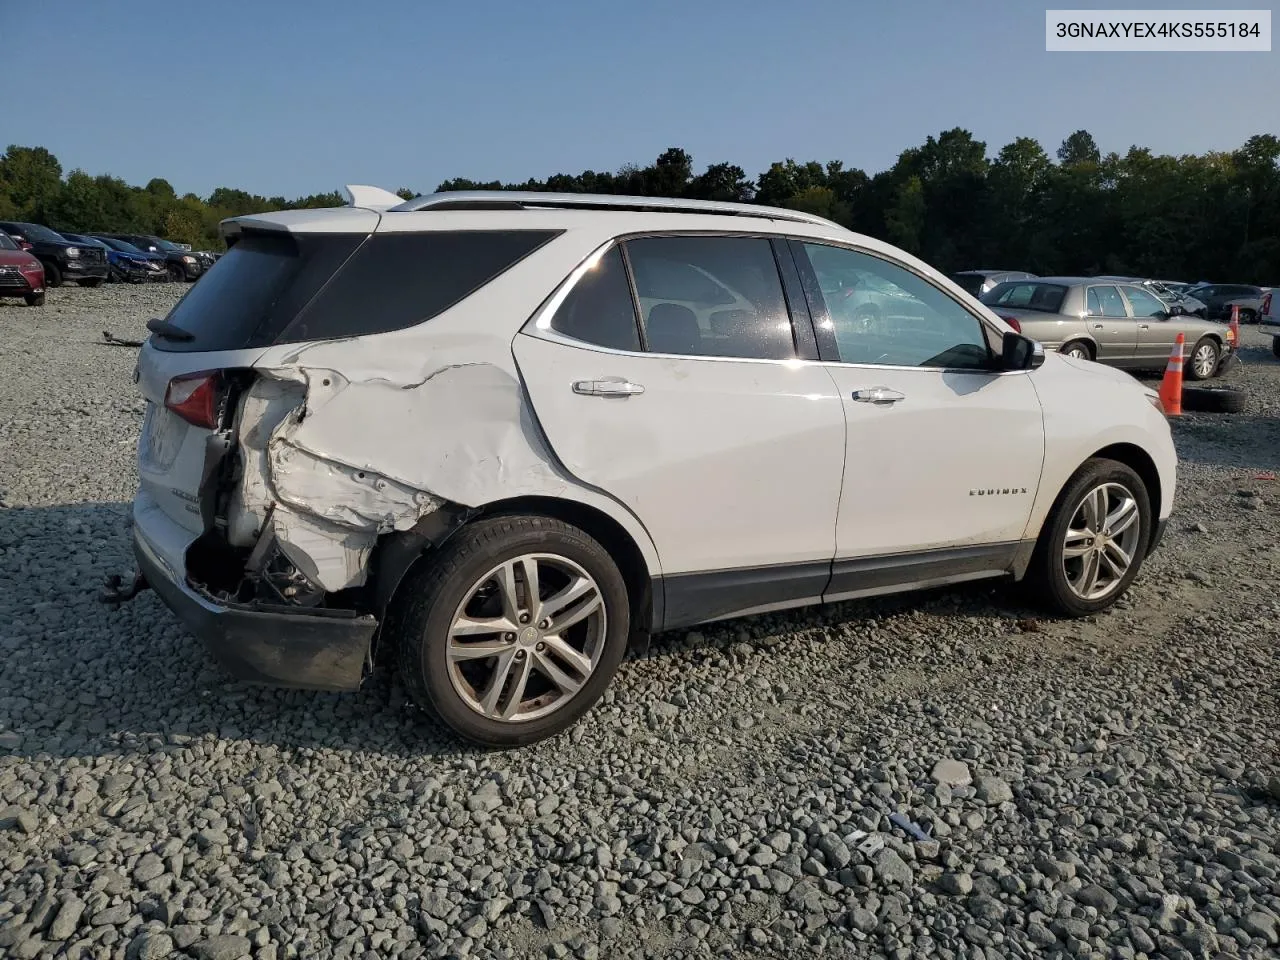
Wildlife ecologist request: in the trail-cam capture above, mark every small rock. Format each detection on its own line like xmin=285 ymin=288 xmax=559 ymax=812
xmin=939 ymin=872 xmax=973 ymax=895
xmin=1076 ymin=884 xmax=1118 ymax=914
xmin=128 ymin=931 xmax=175 ymax=960
xmin=651 ymin=702 xmax=680 ymax=722
xmin=0 ymin=730 xmax=22 ymax=750
xmin=48 ymin=899 xmax=86 ymax=940
xmin=1242 ymin=911 xmax=1278 ymax=945
xmin=930 ymin=759 xmax=972 ymax=787
xmin=973 ymin=776 xmax=1013 ymax=805
xmin=816 ymin=833 xmax=851 ymax=870
xmin=873 ymin=848 xmax=913 ymax=887
xmin=191 ymin=935 xmax=252 ymax=960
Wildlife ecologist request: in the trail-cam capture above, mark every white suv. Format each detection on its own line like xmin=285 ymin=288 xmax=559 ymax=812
xmin=123 ymin=188 xmax=1177 ymax=746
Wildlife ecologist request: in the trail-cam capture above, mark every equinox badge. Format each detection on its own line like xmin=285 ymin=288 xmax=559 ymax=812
xmin=970 ymin=487 xmax=1029 ymax=496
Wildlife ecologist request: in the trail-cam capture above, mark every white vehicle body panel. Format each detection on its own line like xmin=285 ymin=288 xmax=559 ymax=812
xmin=513 ymin=333 xmax=845 ymax=574
xmin=822 ymin=365 xmax=1044 ymax=558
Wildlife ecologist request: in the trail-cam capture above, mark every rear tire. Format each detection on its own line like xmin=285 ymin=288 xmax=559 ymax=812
xmin=23 ymin=292 xmax=45 ymax=307
xmin=390 ymin=515 xmax=631 ymax=747
xmin=1240 ymin=309 xmax=1257 ymax=325
xmin=42 ymin=261 xmax=62 ymax=288
xmin=1061 ymin=341 xmax=1093 ymax=361
xmin=1185 ymin=337 xmax=1219 ymax=381
xmin=1026 ymin=458 xmax=1151 ymax=618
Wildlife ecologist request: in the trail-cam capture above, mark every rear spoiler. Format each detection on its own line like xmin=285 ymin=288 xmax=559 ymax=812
xmin=342 ymin=185 xmax=404 ymax=210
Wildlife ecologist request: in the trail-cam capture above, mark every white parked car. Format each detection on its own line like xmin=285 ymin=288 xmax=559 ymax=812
xmin=120 ymin=188 xmax=1177 ymax=746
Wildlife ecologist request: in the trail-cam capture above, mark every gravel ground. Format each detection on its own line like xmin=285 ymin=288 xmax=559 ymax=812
xmin=1 ymin=285 xmax=1278 ymax=960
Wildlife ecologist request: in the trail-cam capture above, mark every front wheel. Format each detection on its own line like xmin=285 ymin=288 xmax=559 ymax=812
xmin=23 ymin=292 xmax=45 ymax=307
xmin=1186 ymin=337 xmax=1219 ymax=381
xmin=1061 ymin=341 xmax=1092 ymax=361
xmin=1272 ymin=336 xmax=1280 ymax=359
xmin=77 ymin=277 xmax=105 ymax=288
xmin=1027 ymin=458 xmax=1151 ymax=617
xmin=391 ymin=515 xmax=631 ymax=747
xmin=43 ymin=261 xmax=62 ymax=288
xmin=167 ymin=264 xmax=184 ymax=283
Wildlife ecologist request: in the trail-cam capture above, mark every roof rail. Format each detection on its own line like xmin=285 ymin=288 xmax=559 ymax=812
xmin=342 ymin=184 xmax=404 ymax=209
xmin=387 ymin=190 xmax=842 ymax=228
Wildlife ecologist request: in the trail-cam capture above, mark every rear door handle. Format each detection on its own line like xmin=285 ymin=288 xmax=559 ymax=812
xmin=1138 ymin=323 xmax=1149 ymax=330
xmin=1092 ymin=323 xmax=1105 ymax=330
xmin=851 ymin=386 xmax=905 ymax=405
xmin=572 ymin=379 xmax=645 ymax=397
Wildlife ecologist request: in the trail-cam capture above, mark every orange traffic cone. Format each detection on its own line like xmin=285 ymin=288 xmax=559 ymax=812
xmin=1229 ymin=304 xmax=1240 ymax=349
xmin=1159 ymin=333 xmax=1185 ymax=415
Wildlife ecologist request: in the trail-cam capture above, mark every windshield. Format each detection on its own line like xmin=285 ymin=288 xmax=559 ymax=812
xmin=150 ymin=237 xmax=182 ymax=253
xmin=949 ymin=273 xmax=988 ymax=297
xmin=982 ymin=281 xmax=1069 ymax=313
xmin=102 ymin=237 xmax=142 ymax=253
xmin=0 ymin=233 xmax=17 ymax=251
xmin=13 ymin=223 xmax=67 ymax=243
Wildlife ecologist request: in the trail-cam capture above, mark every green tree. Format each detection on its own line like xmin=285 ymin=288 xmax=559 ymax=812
xmin=0 ymin=145 xmax=63 ymax=221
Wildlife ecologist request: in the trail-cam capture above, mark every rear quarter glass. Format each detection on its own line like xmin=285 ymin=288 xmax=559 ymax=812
xmin=149 ymin=230 xmax=561 ymax=352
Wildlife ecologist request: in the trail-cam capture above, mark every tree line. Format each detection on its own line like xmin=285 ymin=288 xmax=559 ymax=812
xmin=2 ymin=130 xmax=1277 ymax=282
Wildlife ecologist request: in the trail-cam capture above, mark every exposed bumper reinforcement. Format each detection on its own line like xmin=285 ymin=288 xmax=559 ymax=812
xmin=133 ymin=527 xmax=376 ymax=692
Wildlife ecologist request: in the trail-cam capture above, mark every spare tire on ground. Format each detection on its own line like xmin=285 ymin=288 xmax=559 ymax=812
xmin=1181 ymin=384 xmax=1247 ymax=414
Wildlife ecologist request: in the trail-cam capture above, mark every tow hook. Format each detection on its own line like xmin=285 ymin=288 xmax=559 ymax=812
xmin=100 ymin=572 xmax=150 ymax=606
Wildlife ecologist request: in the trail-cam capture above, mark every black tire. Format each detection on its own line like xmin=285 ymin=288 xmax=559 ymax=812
xmin=77 ymin=277 xmax=105 ymax=288
xmin=1240 ymin=309 xmax=1257 ymax=325
xmin=167 ymin=263 xmax=184 ymax=283
xmin=1184 ymin=336 xmax=1219 ymax=382
xmin=23 ymin=292 xmax=45 ymax=307
xmin=1182 ymin=384 xmax=1247 ymax=414
xmin=1026 ymin=458 xmax=1152 ymax=618
xmin=391 ymin=515 xmax=631 ymax=747
xmin=42 ymin=261 xmax=62 ymax=288
xmin=1060 ymin=340 xmax=1093 ymax=361
xmin=1272 ymin=336 xmax=1280 ymax=359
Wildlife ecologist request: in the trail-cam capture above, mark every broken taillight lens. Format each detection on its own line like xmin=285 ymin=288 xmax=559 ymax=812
xmin=164 ymin=371 xmax=222 ymax=428
xmin=999 ymin=315 xmax=1022 ymax=333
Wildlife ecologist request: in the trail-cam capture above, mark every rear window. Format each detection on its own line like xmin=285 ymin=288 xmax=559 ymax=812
xmin=982 ymin=281 xmax=1068 ymax=313
xmin=152 ymin=230 xmax=559 ymax=352
xmin=949 ymin=273 xmax=987 ymax=297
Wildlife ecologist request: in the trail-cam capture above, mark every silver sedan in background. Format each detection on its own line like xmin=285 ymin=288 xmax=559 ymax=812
xmin=980 ymin=277 xmax=1231 ymax=380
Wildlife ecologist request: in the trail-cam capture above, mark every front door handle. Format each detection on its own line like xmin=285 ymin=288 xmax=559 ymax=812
xmin=572 ymin=379 xmax=645 ymax=397
xmin=851 ymin=386 xmax=905 ymax=405
xmin=1138 ymin=323 xmax=1149 ymax=330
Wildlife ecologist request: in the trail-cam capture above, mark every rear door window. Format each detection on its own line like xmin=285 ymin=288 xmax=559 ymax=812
xmin=624 ymin=236 xmax=797 ymax=360
xmin=1087 ymin=285 xmax=1128 ymax=318
xmin=548 ymin=246 xmax=642 ymax=351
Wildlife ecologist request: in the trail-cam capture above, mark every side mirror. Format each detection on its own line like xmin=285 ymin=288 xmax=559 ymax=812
xmin=1167 ymin=305 xmax=1182 ymax=317
xmin=1002 ymin=331 xmax=1045 ymax=370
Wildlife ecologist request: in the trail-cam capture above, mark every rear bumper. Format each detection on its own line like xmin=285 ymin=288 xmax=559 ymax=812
xmin=133 ymin=509 xmax=376 ymax=692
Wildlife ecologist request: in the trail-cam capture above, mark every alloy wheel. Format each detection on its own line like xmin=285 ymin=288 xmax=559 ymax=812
xmin=1061 ymin=482 xmax=1142 ymax=601
xmin=446 ymin=554 xmax=606 ymax=723
xmin=1065 ymin=345 xmax=1090 ymax=360
xmin=1192 ymin=343 xmax=1217 ymax=379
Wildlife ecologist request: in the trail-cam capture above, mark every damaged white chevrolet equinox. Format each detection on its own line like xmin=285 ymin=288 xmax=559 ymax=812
xmin=120 ymin=187 xmax=1177 ymax=746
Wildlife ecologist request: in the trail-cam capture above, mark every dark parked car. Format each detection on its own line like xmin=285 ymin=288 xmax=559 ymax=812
xmin=1184 ymin=283 xmax=1267 ymax=324
xmin=60 ymin=233 xmax=165 ymax=283
xmin=0 ymin=231 xmax=46 ymax=305
xmin=96 ymin=233 xmax=202 ymax=282
xmin=950 ymin=270 xmax=1037 ymax=298
xmin=0 ymin=221 xmax=109 ymax=288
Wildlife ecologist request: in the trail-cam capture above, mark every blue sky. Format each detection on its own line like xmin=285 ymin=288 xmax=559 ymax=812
xmin=7 ymin=0 xmax=1278 ymax=199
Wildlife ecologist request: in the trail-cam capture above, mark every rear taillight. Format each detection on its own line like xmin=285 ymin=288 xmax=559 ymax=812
xmin=1000 ymin=315 xmax=1022 ymax=333
xmin=1263 ymin=292 xmax=1272 ymax=316
xmin=164 ymin=371 xmax=222 ymax=428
